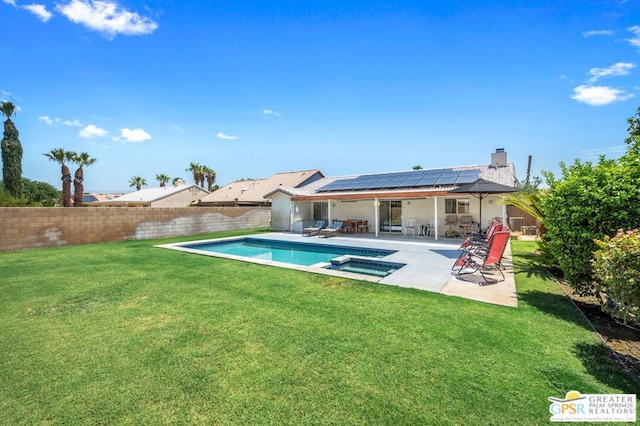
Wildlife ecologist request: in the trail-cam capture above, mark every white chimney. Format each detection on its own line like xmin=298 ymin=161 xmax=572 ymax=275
xmin=491 ymin=148 xmax=508 ymax=168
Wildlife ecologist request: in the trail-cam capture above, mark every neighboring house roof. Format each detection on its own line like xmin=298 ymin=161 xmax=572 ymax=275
xmin=96 ymin=184 xmax=209 ymax=206
xmin=83 ymin=193 xmax=124 ymax=203
xmin=83 ymin=194 xmax=100 ymax=203
xmin=199 ymin=169 xmax=324 ymax=206
xmin=265 ymin=158 xmax=517 ymax=201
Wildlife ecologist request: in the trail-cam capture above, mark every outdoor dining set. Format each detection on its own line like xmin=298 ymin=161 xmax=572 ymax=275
xmin=302 ymin=220 xmax=368 ymax=238
xmin=302 ymin=216 xmax=492 ymax=239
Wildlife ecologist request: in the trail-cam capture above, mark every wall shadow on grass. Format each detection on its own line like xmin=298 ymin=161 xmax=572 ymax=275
xmin=573 ymin=342 xmax=640 ymax=392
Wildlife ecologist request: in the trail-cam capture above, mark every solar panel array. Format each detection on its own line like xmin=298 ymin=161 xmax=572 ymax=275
xmin=316 ymin=168 xmax=480 ymax=192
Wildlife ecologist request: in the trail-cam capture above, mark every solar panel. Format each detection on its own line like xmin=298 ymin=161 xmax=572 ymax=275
xmin=316 ymin=168 xmax=482 ymax=192
xmin=374 ymin=180 xmax=394 ymax=188
xmin=416 ymin=176 xmax=438 ymax=186
xmin=402 ymin=176 xmax=423 ymax=186
xmin=435 ymin=169 xmax=460 ymax=185
xmin=389 ymin=177 xmax=409 ymax=185
xmin=424 ymin=169 xmax=443 ymax=180
xmin=455 ymin=169 xmax=480 ymax=184
xmin=317 ymin=179 xmax=354 ymax=192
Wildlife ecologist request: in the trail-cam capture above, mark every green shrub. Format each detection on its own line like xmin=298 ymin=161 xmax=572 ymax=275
xmin=0 ymin=189 xmax=29 ymax=206
xmin=541 ymin=107 xmax=640 ymax=297
xmin=592 ymin=229 xmax=640 ymax=327
xmin=540 ymin=158 xmax=629 ymax=296
xmin=0 ymin=178 xmax=60 ymax=206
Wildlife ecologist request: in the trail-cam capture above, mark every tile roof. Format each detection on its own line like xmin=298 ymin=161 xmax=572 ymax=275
xmin=199 ymin=169 xmax=323 ymax=204
xmin=96 ymin=184 xmax=209 ymax=204
xmin=83 ymin=193 xmax=124 ymax=203
xmin=265 ymin=163 xmax=517 ymax=200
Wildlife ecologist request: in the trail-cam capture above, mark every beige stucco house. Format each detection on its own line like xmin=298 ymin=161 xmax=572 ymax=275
xmin=95 ymin=184 xmax=209 ymax=207
xmin=265 ymin=149 xmax=518 ymax=240
xmin=198 ymin=170 xmax=324 ymax=208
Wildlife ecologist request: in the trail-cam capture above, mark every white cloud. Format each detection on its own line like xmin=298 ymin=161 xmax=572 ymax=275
xmin=216 ymin=132 xmax=238 ymax=140
xmin=38 ymin=115 xmax=59 ymax=125
xmin=23 ymin=4 xmax=52 ymax=22
xmin=79 ymin=124 xmax=108 ymax=138
xmin=570 ymin=85 xmax=634 ymax=106
xmin=117 ymin=128 xmax=151 ymax=143
xmin=56 ymin=0 xmax=158 ymax=38
xmin=3 ymin=0 xmax=53 ymax=22
xmin=628 ymin=26 xmax=640 ymax=51
xmin=582 ymin=30 xmax=614 ymax=37
xmin=63 ymin=118 xmax=83 ymax=127
xmin=587 ymin=62 xmax=635 ymax=83
xmin=263 ymin=108 xmax=281 ymax=117
xmin=581 ymin=145 xmax=627 ymax=159
xmin=86 ymin=140 xmax=109 ymax=149
xmin=170 ymin=124 xmax=185 ymax=133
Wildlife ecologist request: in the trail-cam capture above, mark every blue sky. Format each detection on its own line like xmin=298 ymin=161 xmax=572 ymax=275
xmin=1 ymin=0 xmax=639 ymax=192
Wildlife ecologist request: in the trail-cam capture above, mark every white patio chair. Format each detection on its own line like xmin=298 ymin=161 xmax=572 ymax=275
xmin=426 ymin=219 xmax=438 ymax=237
xmin=404 ymin=219 xmax=416 ymax=236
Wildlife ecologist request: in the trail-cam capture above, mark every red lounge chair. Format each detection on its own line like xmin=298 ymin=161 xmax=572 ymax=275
xmin=458 ymin=220 xmax=504 ymax=253
xmin=451 ymin=230 xmax=510 ymax=284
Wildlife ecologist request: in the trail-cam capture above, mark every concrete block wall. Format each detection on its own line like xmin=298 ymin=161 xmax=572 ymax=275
xmin=0 ymin=207 xmax=271 ymax=251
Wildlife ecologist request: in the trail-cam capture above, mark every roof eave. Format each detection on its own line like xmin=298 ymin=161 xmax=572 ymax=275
xmin=291 ymin=189 xmax=456 ymax=201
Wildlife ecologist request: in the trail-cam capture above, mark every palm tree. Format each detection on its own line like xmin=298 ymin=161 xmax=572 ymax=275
xmin=500 ymin=191 xmax=544 ymax=228
xmin=129 ymin=176 xmax=147 ymax=191
xmin=0 ymin=102 xmax=15 ymax=119
xmin=1 ymin=101 xmax=23 ymax=198
xmin=44 ymin=148 xmax=75 ymax=207
xmin=70 ymin=152 xmax=97 ymax=207
xmin=156 ymin=173 xmax=171 ymax=187
xmin=202 ymin=166 xmax=216 ymax=191
xmin=185 ymin=162 xmax=205 ymax=187
xmin=172 ymin=177 xmax=184 ymax=186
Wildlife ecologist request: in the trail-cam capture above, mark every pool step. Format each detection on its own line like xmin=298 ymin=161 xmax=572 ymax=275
xmin=330 ymin=255 xmax=351 ymax=265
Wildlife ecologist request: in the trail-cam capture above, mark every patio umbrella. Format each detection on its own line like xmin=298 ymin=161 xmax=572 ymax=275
xmin=448 ymin=178 xmax=518 ymax=230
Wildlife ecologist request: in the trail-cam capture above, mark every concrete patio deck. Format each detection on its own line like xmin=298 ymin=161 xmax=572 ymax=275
xmin=303 ymin=232 xmax=517 ymax=308
xmin=160 ymin=232 xmax=517 ymax=308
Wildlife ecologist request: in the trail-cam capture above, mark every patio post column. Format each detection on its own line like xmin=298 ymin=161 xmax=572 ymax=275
xmin=290 ymin=200 xmax=295 ymax=232
xmin=328 ymin=200 xmax=333 ymax=226
xmin=434 ymin=196 xmax=439 ymax=241
xmin=501 ymin=197 xmax=507 ymax=225
xmin=374 ymin=198 xmax=380 ymax=238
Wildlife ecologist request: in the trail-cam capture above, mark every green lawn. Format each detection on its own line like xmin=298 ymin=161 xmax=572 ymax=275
xmin=0 ymin=231 xmax=637 ymax=424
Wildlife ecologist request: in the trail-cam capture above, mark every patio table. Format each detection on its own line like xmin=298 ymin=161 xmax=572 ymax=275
xmin=460 ymin=223 xmax=476 ymax=236
xmin=344 ymin=219 xmax=364 ymax=234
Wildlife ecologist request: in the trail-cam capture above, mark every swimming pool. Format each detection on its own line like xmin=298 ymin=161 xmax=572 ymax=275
xmin=184 ymin=237 xmax=396 ymax=266
xmin=163 ymin=237 xmax=404 ymax=278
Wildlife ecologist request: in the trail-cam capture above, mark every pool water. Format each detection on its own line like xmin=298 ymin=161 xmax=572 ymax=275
xmin=328 ymin=258 xmax=405 ymax=277
xmin=185 ymin=237 xmax=396 ymax=267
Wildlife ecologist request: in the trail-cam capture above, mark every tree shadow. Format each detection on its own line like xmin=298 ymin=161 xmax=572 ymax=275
xmin=573 ymin=342 xmax=640 ymax=392
xmin=513 ymin=252 xmax=558 ymax=281
xmin=518 ymin=290 xmax=594 ymax=331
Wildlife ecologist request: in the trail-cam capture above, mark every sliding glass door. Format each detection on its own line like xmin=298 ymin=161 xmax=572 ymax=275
xmin=379 ymin=200 xmax=402 ymax=233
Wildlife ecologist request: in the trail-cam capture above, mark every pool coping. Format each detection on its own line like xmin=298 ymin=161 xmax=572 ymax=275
xmin=156 ymin=235 xmax=390 ymax=283
xmin=156 ymin=232 xmax=517 ymax=307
